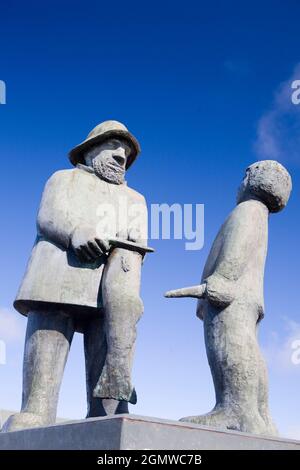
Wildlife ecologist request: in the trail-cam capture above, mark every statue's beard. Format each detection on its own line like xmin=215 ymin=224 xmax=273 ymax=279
xmin=92 ymin=159 xmax=125 ymax=185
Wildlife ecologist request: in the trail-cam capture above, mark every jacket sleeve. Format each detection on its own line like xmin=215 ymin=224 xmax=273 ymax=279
xmin=36 ymin=170 xmax=77 ymax=249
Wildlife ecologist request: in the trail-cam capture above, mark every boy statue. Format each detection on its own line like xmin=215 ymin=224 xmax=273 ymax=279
xmin=166 ymin=160 xmax=292 ymax=436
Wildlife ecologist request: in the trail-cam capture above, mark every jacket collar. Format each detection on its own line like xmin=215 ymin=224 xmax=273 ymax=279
xmin=76 ymin=163 xmax=95 ymax=174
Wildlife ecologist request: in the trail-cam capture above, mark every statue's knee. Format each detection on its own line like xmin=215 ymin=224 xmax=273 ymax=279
xmin=129 ymin=294 xmax=143 ymax=316
xmin=121 ymin=293 xmax=143 ymax=317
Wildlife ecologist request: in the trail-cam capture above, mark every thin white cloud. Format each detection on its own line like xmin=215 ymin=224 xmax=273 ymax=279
xmin=0 ymin=307 xmax=25 ymax=343
xmin=254 ymin=63 xmax=300 ymax=165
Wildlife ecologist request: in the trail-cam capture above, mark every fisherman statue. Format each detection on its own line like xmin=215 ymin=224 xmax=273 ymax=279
xmin=166 ymin=160 xmax=292 ymax=436
xmin=3 ymin=120 xmax=152 ymax=432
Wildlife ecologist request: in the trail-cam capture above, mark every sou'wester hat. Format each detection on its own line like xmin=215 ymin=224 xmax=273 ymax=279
xmin=69 ymin=120 xmax=141 ymax=170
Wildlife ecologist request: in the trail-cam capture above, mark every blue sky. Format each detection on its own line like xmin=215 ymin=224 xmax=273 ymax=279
xmin=0 ymin=1 xmax=300 ymax=439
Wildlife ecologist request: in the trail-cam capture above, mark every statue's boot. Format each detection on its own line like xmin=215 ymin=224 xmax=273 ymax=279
xmin=180 ymin=407 xmax=267 ymax=435
xmin=2 ymin=412 xmax=50 ymax=432
xmin=181 ymin=301 xmax=277 ymax=436
xmin=2 ymin=309 xmax=74 ymax=432
xmin=91 ymin=248 xmax=144 ymax=407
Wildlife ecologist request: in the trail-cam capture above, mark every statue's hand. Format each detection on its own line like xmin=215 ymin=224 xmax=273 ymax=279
xmin=205 ymin=274 xmax=235 ymax=308
xmin=71 ymin=226 xmax=110 ymax=262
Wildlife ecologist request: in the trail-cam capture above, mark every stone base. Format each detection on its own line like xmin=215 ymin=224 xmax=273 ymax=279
xmin=0 ymin=414 xmax=299 ymax=450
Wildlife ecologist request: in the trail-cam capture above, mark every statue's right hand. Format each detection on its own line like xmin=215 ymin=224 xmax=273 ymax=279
xmin=70 ymin=226 xmax=110 ymax=262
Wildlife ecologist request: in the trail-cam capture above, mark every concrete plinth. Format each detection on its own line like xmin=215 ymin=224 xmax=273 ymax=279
xmin=0 ymin=415 xmax=299 ymax=450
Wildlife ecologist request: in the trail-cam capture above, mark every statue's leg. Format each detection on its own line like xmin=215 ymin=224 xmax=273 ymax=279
xmin=83 ymin=314 xmax=128 ymax=416
xmin=93 ymin=248 xmax=143 ymax=410
xmin=256 ymin=323 xmax=278 ymax=435
xmin=2 ymin=308 xmax=75 ymax=432
xmin=181 ymin=301 xmax=273 ymax=435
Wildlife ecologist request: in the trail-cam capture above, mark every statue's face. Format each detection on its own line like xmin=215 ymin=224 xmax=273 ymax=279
xmin=84 ymin=138 xmax=131 ymax=184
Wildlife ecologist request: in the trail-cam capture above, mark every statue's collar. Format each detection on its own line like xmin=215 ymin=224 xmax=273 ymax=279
xmin=76 ymin=163 xmax=127 ymax=186
xmin=76 ymin=163 xmax=95 ymax=174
